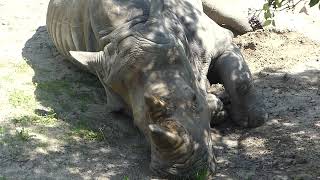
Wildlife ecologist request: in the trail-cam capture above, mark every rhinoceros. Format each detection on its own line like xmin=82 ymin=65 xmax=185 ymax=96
xmin=46 ymin=0 xmax=268 ymax=178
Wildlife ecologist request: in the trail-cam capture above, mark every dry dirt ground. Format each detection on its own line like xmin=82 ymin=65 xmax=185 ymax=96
xmin=0 ymin=0 xmax=319 ymax=179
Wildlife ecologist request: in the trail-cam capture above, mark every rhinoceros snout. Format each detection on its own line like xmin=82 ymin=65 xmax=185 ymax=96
xmin=148 ymin=122 xmax=213 ymax=179
xmin=150 ymin=149 xmax=211 ymax=179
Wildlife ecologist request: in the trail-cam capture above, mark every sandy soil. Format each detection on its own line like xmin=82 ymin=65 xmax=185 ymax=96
xmin=0 ymin=0 xmax=319 ymax=179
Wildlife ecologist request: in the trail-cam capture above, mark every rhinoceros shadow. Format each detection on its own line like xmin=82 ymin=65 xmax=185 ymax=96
xmin=22 ymin=26 xmax=153 ymax=179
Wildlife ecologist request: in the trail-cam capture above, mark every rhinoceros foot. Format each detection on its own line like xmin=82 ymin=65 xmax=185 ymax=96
xmin=229 ymin=89 xmax=268 ymax=128
xmin=207 ymin=93 xmax=228 ymax=125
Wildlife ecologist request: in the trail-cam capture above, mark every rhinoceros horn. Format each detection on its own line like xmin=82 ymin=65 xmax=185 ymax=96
xmin=145 ymin=95 xmax=167 ymax=120
xmin=149 ymin=124 xmax=184 ymax=150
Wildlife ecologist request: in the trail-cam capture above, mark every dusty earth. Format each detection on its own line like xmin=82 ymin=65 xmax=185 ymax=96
xmin=0 ymin=0 xmax=319 ymax=179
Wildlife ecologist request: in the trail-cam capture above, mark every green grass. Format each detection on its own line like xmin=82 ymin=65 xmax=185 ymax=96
xmin=15 ymin=128 xmax=33 ymax=141
xmin=8 ymin=89 xmax=35 ymax=108
xmin=0 ymin=176 xmax=7 ymax=180
xmin=70 ymin=127 xmax=105 ymax=141
xmin=0 ymin=61 xmax=31 ymax=74
xmin=69 ymin=120 xmax=105 ymax=141
xmin=0 ymin=126 xmax=6 ymax=145
xmin=13 ymin=62 xmax=31 ymax=73
xmin=37 ymin=141 xmax=49 ymax=148
xmin=11 ymin=111 xmax=57 ymax=126
xmin=36 ymin=80 xmax=72 ymax=96
xmin=0 ymin=62 xmax=7 ymax=69
xmin=195 ymin=169 xmax=209 ymax=180
xmin=1 ymin=75 xmax=14 ymax=82
xmin=36 ymin=80 xmax=95 ymax=113
xmin=77 ymin=93 xmax=94 ymax=112
xmin=0 ymin=126 xmax=4 ymax=135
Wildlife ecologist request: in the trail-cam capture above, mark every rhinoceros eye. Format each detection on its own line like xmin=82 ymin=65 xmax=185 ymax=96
xmin=192 ymin=94 xmax=197 ymax=101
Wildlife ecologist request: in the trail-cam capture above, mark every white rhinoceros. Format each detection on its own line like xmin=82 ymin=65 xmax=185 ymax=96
xmin=46 ymin=0 xmax=268 ymax=178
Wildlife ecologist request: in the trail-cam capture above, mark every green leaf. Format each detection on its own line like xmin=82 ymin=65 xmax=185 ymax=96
xmin=275 ymin=0 xmax=282 ymax=8
xmin=263 ymin=3 xmax=270 ymax=10
xmin=309 ymin=0 xmax=320 ymax=7
xmin=272 ymin=0 xmax=279 ymax=8
xmin=264 ymin=10 xmax=272 ymax=19
xmin=264 ymin=20 xmax=272 ymax=26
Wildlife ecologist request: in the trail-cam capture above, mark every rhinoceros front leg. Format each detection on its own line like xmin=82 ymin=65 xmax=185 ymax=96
xmin=206 ymin=92 xmax=228 ymax=126
xmin=208 ymin=43 xmax=268 ymax=127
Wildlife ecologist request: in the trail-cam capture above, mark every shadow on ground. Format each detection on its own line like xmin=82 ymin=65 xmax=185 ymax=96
xmin=212 ymin=65 xmax=320 ymax=179
xmin=20 ymin=26 xmax=320 ymax=179
xmin=21 ymin=26 xmax=151 ymax=179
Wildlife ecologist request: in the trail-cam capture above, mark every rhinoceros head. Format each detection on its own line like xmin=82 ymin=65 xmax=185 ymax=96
xmin=137 ymin=39 xmax=215 ymax=178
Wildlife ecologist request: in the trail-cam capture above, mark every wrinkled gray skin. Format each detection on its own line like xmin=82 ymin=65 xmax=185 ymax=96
xmin=47 ymin=0 xmax=268 ymax=178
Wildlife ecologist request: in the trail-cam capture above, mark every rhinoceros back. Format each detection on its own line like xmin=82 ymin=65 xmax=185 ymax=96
xmin=47 ymin=0 xmax=149 ymax=62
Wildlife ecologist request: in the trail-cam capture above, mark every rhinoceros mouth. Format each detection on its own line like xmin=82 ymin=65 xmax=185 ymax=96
xmin=150 ymin=147 xmax=210 ymax=178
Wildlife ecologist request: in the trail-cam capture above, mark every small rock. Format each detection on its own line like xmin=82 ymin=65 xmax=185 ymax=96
xmin=293 ymin=174 xmax=313 ymax=180
xmin=273 ymin=175 xmax=289 ymax=180
xmin=244 ymin=42 xmax=256 ymax=50
xmin=295 ymin=157 xmax=308 ymax=164
xmin=284 ymin=158 xmax=295 ymax=165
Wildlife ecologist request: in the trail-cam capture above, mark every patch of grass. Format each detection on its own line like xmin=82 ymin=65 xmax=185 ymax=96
xmin=70 ymin=127 xmax=105 ymax=141
xmin=13 ymin=62 xmax=31 ymax=73
xmin=36 ymin=80 xmax=100 ymax=113
xmin=11 ymin=111 xmax=57 ymax=126
xmin=36 ymin=80 xmax=72 ymax=96
xmin=0 ymin=62 xmax=7 ymax=68
xmin=0 ymin=126 xmax=5 ymax=135
xmin=8 ymin=89 xmax=35 ymax=108
xmin=123 ymin=176 xmax=129 ymax=180
xmin=0 ymin=126 xmax=5 ymax=145
xmin=195 ymin=169 xmax=208 ymax=180
xmin=77 ymin=93 xmax=94 ymax=112
xmin=74 ymin=74 xmax=101 ymax=87
xmin=1 ymin=75 xmax=14 ymax=82
xmin=0 ymin=126 xmax=5 ymax=144
xmin=37 ymin=142 xmax=49 ymax=148
xmin=69 ymin=120 xmax=105 ymax=141
xmin=0 ymin=176 xmax=7 ymax=180
xmin=15 ymin=128 xmax=33 ymax=141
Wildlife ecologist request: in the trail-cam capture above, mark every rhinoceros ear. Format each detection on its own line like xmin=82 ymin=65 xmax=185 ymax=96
xmin=149 ymin=124 xmax=183 ymax=149
xmin=69 ymin=51 xmax=104 ymax=68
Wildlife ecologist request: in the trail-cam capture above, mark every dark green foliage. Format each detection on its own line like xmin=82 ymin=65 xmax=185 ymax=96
xmin=309 ymin=0 xmax=320 ymax=7
xmin=262 ymin=0 xmax=320 ymax=26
